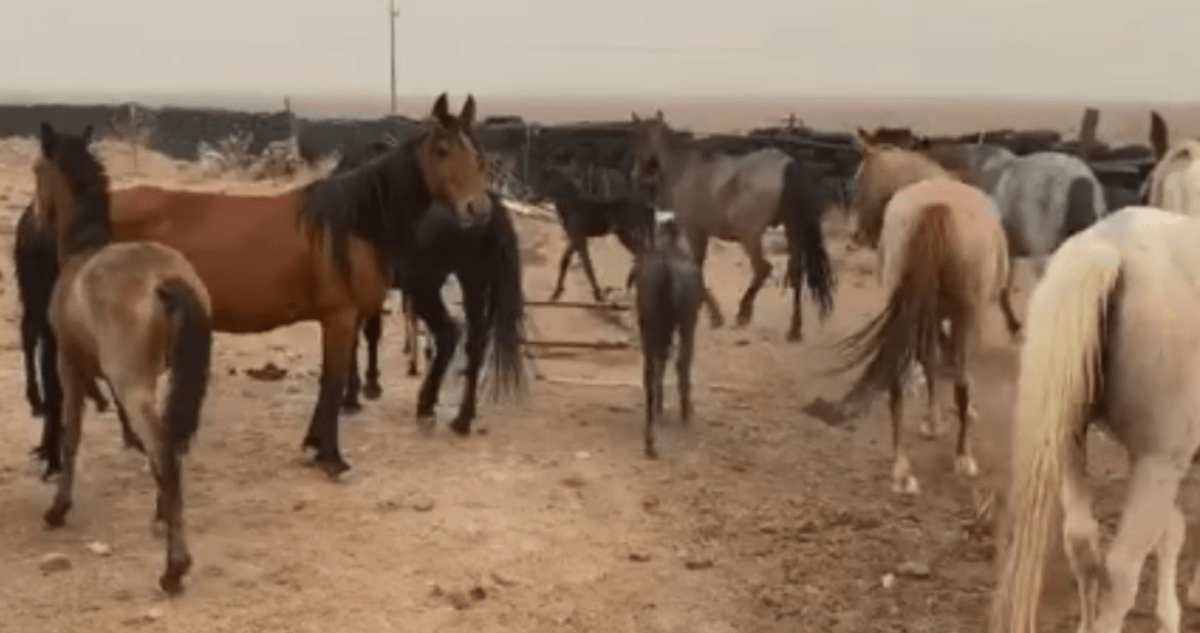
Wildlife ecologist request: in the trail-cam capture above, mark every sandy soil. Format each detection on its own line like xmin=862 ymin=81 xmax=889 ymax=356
xmin=0 ymin=111 xmax=1197 ymax=633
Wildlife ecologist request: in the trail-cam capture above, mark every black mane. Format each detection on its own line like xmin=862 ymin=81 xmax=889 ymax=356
xmin=46 ymin=131 xmax=111 ymax=256
xmin=298 ymin=134 xmax=431 ymax=282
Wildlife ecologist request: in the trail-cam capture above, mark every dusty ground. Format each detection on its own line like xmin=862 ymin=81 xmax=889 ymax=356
xmin=0 ymin=103 xmax=1199 ymax=633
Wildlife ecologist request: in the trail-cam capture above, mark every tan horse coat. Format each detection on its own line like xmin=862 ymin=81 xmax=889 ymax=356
xmin=838 ymin=176 xmax=1010 ymax=495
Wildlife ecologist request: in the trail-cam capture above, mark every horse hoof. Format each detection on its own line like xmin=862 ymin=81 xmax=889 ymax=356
xmin=448 ymin=418 xmax=473 ymax=436
xmin=160 ymin=555 xmax=192 ymax=597
xmin=300 ymin=436 xmax=320 ymax=453
xmin=29 ymin=403 xmax=44 ymax=418
xmin=363 ymin=383 xmax=383 ymax=401
xmin=955 ymin=455 xmax=979 ymax=478
xmin=735 ymin=313 xmax=752 ymax=327
xmin=406 ymin=366 xmax=420 ymax=377
xmin=341 ymin=400 xmax=363 ymax=415
xmin=44 ymin=501 xmax=71 ymax=528
xmin=94 ymin=399 xmax=110 ymax=414
xmin=892 ymin=476 xmax=921 ymax=496
xmin=645 ymin=445 xmax=659 ymax=460
xmin=785 ymin=329 xmax=802 ymax=343
xmin=918 ymin=421 xmax=942 ymax=439
xmin=314 ymin=457 xmax=351 ymax=480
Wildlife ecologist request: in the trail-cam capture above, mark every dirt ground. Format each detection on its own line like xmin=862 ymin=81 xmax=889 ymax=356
xmin=0 ymin=108 xmax=1199 ymax=633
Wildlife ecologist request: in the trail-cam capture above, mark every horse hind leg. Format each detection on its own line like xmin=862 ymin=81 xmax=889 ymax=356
xmin=888 ymin=379 xmax=919 ymax=495
xmin=1061 ymin=441 xmax=1103 ymax=633
xmin=688 ymin=232 xmax=724 ymax=328
xmin=44 ymin=360 xmax=87 ymax=527
xmin=576 ymin=241 xmax=607 ymax=302
xmin=949 ymin=321 xmax=979 ymax=478
xmin=676 ymin=314 xmax=698 ymax=426
xmin=735 ymin=236 xmax=772 ymax=327
xmin=1092 ymin=457 xmax=1188 ymax=633
xmin=341 ymin=320 xmax=364 ymax=413
xmin=549 ymin=244 xmax=577 ymax=301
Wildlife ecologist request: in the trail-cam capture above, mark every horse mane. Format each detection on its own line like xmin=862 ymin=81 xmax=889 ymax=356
xmin=298 ymin=133 xmax=430 ymax=282
xmin=48 ymin=132 xmax=112 ymax=256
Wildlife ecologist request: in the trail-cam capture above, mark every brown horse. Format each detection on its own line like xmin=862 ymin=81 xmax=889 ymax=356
xmin=36 ymin=93 xmax=490 ymax=480
xmin=834 ymin=176 xmax=1012 ymax=495
xmin=33 ymin=122 xmax=214 ymax=595
xmin=629 ymin=110 xmax=836 ymax=341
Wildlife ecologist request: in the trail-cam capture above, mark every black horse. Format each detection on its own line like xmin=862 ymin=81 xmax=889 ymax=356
xmin=14 ymin=204 xmax=124 ymax=463
xmin=337 ymin=145 xmax=528 ymax=435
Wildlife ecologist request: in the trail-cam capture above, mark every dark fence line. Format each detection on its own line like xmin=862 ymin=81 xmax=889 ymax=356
xmin=0 ymin=102 xmax=1156 ymax=198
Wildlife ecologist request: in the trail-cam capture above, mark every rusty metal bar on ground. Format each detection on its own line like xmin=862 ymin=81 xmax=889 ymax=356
xmin=522 ymin=339 xmax=631 ymax=351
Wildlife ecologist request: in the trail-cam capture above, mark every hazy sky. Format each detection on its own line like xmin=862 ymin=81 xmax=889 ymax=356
xmin=2 ymin=0 xmax=1194 ymax=101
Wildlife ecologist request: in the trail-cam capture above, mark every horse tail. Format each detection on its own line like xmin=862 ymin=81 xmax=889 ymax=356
xmin=483 ymin=198 xmax=528 ymax=401
xmin=836 ymin=203 xmax=953 ymax=401
xmin=779 ymin=161 xmax=836 ymax=318
xmin=155 ymin=277 xmax=213 ymax=461
xmin=991 ymin=234 xmax=1121 ymax=633
xmin=1061 ymin=177 xmax=1100 ymax=241
xmin=14 ymin=204 xmax=58 ymax=416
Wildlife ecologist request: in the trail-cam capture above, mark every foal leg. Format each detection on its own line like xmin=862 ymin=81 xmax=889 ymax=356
xmin=362 ymin=313 xmax=383 ymax=399
xmin=549 ymin=244 xmax=577 ymax=302
xmin=735 ymin=236 xmax=772 ymax=327
xmin=1092 ymin=457 xmax=1188 ymax=633
xmin=676 ymin=317 xmax=697 ymax=426
xmin=888 ymin=379 xmax=919 ymax=495
xmin=643 ymin=354 xmax=666 ymax=459
xmin=44 ymin=361 xmax=86 ymax=527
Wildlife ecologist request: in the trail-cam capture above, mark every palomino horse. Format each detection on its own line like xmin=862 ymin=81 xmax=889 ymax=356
xmin=629 ymin=110 xmax=836 ymax=341
xmin=835 ymin=176 xmax=1011 ymax=495
xmin=35 ymin=93 xmax=490 ymax=479
xmin=32 ymin=123 xmax=213 ymax=595
xmin=915 ymin=137 xmax=1109 ymax=280
xmin=1143 ymin=110 xmax=1200 ymax=215
xmin=992 ymin=206 xmax=1200 ymax=633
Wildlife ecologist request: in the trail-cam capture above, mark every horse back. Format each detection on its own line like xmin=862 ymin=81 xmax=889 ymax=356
xmin=675 ymin=149 xmax=789 ymax=238
xmin=109 ymin=186 xmax=386 ymax=333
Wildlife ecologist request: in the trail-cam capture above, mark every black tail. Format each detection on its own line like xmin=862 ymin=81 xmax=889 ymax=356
xmin=1061 ymin=177 xmax=1100 ymax=243
xmin=156 ymin=278 xmax=213 ymax=459
xmin=14 ymin=204 xmax=60 ymax=417
xmin=779 ymin=161 xmax=836 ymax=318
xmin=482 ymin=196 xmax=528 ymax=401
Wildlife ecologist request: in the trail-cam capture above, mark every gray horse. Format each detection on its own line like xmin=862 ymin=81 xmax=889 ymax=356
xmin=629 ymin=110 xmax=836 ymax=341
xmin=919 ymin=140 xmax=1108 ymax=281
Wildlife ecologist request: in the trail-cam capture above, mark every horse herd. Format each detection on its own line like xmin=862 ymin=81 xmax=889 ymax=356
xmin=9 ymin=96 xmax=1200 ymax=633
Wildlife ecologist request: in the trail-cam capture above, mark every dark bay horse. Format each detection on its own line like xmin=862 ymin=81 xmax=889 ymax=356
xmin=33 ymin=122 xmax=213 ymax=594
xmin=629 ymin=110 xmax=835 ymax=341
xmin=35 ymin=94 xmax=490 ymax=479
xmin=632 ymin=211 xmax=703 ymax=459
xmin=532 ymin=166 xmax=654 ymax=302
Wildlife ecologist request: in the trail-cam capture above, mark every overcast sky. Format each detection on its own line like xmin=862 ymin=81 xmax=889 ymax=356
xmin=2 ymin=0 xmax=1193 ymax=102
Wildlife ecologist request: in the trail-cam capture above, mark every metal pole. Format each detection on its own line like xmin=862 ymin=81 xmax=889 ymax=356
xmin=389 ymin=0 xmax=399 ymax=114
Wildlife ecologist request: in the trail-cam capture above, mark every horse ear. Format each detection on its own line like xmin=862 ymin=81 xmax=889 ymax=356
xmin=39 ymin=122 xmax=56 ymax=156
xmin=431 ymin=92 xmax=453 ymax=129
xmin=853 ymin=128 xmax=874 ymax=155
xmin=459 ymin=95 xmax=477 ymax=129
xmin=81 ymin=124 xmax=94 ymax=145
xmin=654 ymin=109 xmax=664 ymax=122
xmin=631 ymin=112 xmax=641 ymax=124
xmin=1150 ymin=110 xmax=1169 ymax=161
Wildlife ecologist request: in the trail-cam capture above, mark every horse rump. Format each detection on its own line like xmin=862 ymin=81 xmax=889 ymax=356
xmin=835 ymin=202 xmax=954 ymax=404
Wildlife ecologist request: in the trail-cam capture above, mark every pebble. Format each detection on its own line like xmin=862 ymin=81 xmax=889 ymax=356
xmin=38 ymin=552 xmax=72 ymax=574
xmin=146 ymin=607 xmax=164 ymax=621
xmin=410 ymin=497 xmax=436 ymax=512
xmin=574 ymin=451 xmax=591 ymax=460
xmin=85 ymin=541 xmax=112 ymax=556
xmin=880 ymin=572 xmax=896 ymax=589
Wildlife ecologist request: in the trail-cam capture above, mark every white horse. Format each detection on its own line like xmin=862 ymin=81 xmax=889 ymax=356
xmin=1144 ymin=110 xmax=1200 ymax=216
xmin=992 ymin=205 xmax=1200 ymax=633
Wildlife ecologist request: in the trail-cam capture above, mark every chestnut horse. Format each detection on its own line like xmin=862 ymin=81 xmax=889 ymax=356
xmin=834 ymin=176 xmax=1012 ymax=495
xmin=36 ymin=93 xmax=490 ymax=479
xmin=32 ymin=122 xmax=214 ymax=595
xmin=629 ymin=110 xmax=836 ymax=341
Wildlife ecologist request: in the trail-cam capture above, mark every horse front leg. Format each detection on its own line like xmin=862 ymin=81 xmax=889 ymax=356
xmin=575 ymin=241 xmax=607 ymax=302
xmin=362 ymin=313 xmax=383 ymax=399
xmin=341 ymin=318 xmax=363 ymax=413
xmin=411 ymin=285 xmax=459 ymax=433
xmin=449 ymin=276 xmax=487 ymax=436
xmin=549 ymin=243 xmax=577 ymax=302
xmin=20 ymin=309 xmax=44 ymax=417
xmin=688 ymin=232 xmax=724 ymax=328
xmin=301 ymin=311 xmax=355 ymax=479
xmin=735 ymin=235 xmax=772 ymax=327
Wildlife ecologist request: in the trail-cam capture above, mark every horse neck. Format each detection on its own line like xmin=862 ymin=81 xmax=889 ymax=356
xmin=54 ymin=184 xmax=113 ymax=267
xmin=655 ymin=134 xmax=697 ymax=202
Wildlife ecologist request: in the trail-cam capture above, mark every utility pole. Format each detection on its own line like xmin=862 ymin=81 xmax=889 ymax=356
xmin=389 ymin=0 xmax=399 ymax=114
